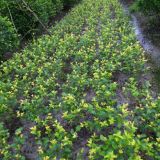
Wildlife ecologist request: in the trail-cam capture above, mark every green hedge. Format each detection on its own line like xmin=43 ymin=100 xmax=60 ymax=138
xmin=0 ymin=16 xmax=19 ymax=61
xmin=0 ymin=0 xmax=80 ymax=36
xmin=132 ymin=0 xmax=160 ymax=13
xmin=0 ymin=0 xmax=63 ymax=35
xmin=63 ymin=0 xmax=80 ymax=6
xmin=0 ymin=0 xmax=80 ymax=61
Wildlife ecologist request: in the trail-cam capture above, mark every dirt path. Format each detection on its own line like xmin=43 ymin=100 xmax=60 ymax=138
xmin=120 ymin=0 xmax=160 ymax=93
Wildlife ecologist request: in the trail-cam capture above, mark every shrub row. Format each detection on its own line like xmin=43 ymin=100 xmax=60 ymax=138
xmin=0 ymin=16 xmax=19 ymax=61
xmin=0 ymin=0 xmax=64 ymax=35
xmin=0 ymin=0 xmax=159 ymax=159
xmin=0 ymin=0 xmax=80 ymax=61
xmin=131 ymin=0 xmax=160 ymax=14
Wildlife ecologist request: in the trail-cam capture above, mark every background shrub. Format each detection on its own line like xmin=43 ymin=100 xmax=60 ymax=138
xmin=0 ymin=0 xmax=63 ymax=36
xmin=63 ymin=0 xmax=80 ymax=6
xmin=0 ymin=0 xmax=80 ymax=38
xmin=131 ymin=0 xmax=160 ymax=13
xmin=0 ymin=16 xmax=19 ymax=60
xmin=0 ymin=0 xmax=80 ymax=61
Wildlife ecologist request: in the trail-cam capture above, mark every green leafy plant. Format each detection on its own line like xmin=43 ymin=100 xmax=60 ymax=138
xmin=0 ymin=0 xmax=159 ymax=159
xmin=0 ymin=16 xmax=19 ymax=60
xmin=131 ymin=0 xmax=160 ymax=13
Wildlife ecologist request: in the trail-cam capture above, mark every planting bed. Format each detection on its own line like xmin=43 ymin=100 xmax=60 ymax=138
xmin=0 ymin=0 xmax=160 ymax=159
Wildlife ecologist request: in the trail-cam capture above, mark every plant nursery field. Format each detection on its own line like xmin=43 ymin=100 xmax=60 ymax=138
xmin=0 ymin=0 xmax=160 ymax=159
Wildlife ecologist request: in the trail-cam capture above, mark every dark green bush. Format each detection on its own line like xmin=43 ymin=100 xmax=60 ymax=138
xmin=0 ymin=0 xmax=81 ymax=37
xmin=30 ymin=0 xmax=63 ymax=23
xmin=0 ymin=16 xmax=19 ymax=60
xmin=63 ymin=0 xmax=80 ymax=6
xmin=0 ymin=0 xmax=80 ymax=61
xmin=0 ymin=0 xmax=64 ymax=36
xmin=132 ymin=0 xmax=160 ymax=13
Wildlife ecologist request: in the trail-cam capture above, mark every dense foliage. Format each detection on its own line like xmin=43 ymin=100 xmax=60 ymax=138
xmin=63 ymin=0 xmax=80 ymax=6
xmin=0 ymin=0 xmax=79 ymax=61
xmin=0 ymin=16 xmax=19 ymax=60
xmin=0 ymin=0 xmax=63 ymax=35
xmin=0 ymin=0 xmax=160 ymax=159
xmin=132 ymin=0 xmax=160 ymax=13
